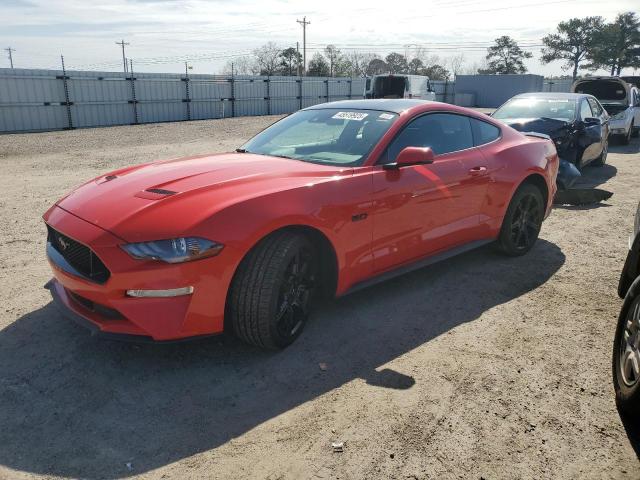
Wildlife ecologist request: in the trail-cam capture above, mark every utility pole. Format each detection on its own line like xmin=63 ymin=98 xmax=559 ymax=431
xmin=115 ymin=39 xmax=129 ymax=74
xmin=5 ymin=47 xmax=15 ymax=68
xmin=296 ymin=16 xmax=310 ymax=75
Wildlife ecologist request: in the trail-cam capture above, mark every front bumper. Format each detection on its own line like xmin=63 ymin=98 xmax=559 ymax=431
xmin=43 ymin=205 xmax=235 ymax=341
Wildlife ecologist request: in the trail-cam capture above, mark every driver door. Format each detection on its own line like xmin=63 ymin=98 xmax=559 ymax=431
xmin=370 ymin=113 xmax=488 ymax=274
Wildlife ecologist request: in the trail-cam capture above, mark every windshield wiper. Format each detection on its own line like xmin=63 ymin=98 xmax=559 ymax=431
xmin=235 ymin=148 xmax=248 ymax=153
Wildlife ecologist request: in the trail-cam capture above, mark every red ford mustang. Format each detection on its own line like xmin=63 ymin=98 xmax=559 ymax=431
xmin=44 ymin=100 xmax=558 ymax=348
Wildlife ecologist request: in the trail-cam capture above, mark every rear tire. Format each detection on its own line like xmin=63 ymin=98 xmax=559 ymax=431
xmin=613 ymin=294 xmax=640 ymax=419
xmin=228 ymin=231 xmax=318 ymax=349
xmin=496 ymin=184 xmax=544 ymax=257
xmin=621 ymin=123 xmax=633 ymax=145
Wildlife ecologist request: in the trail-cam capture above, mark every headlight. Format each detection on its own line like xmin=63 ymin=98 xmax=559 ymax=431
xmin=122 ymin=237 xmax=223 ymax=263
xmin=611 ymin=111 xmax=627 ymax=120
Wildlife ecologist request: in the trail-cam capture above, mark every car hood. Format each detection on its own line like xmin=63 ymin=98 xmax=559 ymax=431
xmin=503 ymin=117 xmax=571 ymax=138
xmin=55 ymin=152 xmax=349 ymax=241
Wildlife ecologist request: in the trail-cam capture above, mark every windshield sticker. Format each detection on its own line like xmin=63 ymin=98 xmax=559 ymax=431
xmin=332 ymin=111 xmax=369 ymax=121
xmin=547 ymin=99 xmax=569 ymax=103
xmin=378 ymin=113 xmax=395 ymax=120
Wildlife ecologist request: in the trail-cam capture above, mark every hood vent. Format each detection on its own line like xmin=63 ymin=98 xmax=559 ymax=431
xmin=145 ymin=188 xmax=177 ymax=196
xmin=134 ymin=188 xmax=179 ymax=200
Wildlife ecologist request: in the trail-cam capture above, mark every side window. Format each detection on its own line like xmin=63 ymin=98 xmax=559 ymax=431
xmin=385 ymin=113 xmax=473 ymax=161
xmin=588 ymin=98 xmax=602 ymax=116
xmin=470 ymin=118 xmax=501 ymax=146
xmin=580 ymin=100 xmax=594 ymax=120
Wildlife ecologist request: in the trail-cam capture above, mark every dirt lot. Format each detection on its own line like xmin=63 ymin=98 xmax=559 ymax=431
xmin=1 ymin=116 xmax=639 ymax=480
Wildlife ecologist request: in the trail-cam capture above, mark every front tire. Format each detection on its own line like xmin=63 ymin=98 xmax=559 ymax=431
xmin=496 ymin=184 xmax=544 ymax=257
xmin=592 ymin=138 xmax=608 ymax=167
xmin=228 ymin=232 xmax=318 ymax=349
xmin=613 ymin=294 xmax=640 ymax=418
xmin=621 ymin=123 xmax=633 ymax=145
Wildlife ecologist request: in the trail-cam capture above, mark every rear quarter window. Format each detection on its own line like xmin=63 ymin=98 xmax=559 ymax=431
xmin=470 ymin=118 xmax=501 ymax=146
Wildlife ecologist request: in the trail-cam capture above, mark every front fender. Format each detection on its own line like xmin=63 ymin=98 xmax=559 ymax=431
xmin=191 ymin=172 xmax=375 ymax=295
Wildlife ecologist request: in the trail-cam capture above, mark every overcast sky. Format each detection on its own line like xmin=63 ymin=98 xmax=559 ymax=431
xmin=2 ymin=0 xmax=639 ymax=76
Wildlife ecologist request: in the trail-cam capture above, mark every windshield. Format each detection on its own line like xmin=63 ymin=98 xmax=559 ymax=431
xmin=241 ymin=108 xmax=398 ymax=166
xmin=493 ymin=98 xmax=577 ymax=122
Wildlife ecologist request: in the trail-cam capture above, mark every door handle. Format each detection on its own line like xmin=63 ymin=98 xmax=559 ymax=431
xmin=468 ymin=166 xmax=487 ymax=175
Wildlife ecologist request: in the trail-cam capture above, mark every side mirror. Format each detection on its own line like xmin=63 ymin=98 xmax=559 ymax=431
xmin=583 ymin=117 xmax=601 ymax=126
xmin=383 ymin=147 xmax=435 ymax=170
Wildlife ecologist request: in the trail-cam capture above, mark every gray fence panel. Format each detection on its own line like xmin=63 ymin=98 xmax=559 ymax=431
xmin=270 ymin=98 xmax=299 ymax=115
xmin=189 ymin=80 xmax=231 ymax=100
xmin=135 ymin=78 xmax=183 ymax=102
xmin=69 ymin=77 xmax=130 ymax=103
xmin=303 ymin=78 xmax=328 ymax=102
xmin=73 ymin=103 xmax=133 ymax=128
xmin=137 ymin=101 xmax=187 ymax=124
xmin=328 ymin=79 xmax=351 ymax=97
xmin=0 ymin=105 xmax=67 ymax=131
xmin=0 ymin=72 xmax=65 ymax=104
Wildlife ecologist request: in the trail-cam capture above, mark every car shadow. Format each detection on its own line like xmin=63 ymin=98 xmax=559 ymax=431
xmin=574 ymin=163 xmax=617 ymax=189
xmin=617 ymin=409 xmax=640 ymax=461
xmin=0 ymin=240 xmax=565 ymax=479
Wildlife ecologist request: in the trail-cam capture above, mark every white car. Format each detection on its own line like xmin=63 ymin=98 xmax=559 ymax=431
xmin=364 ymin=74 xmax=437 ymax=101
xmin=572 ymin=77 xmax=640 ymax=144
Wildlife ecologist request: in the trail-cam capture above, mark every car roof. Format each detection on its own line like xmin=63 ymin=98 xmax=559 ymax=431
xmin=511 ymin=92 xmax=589 ymax=101
xmin=304 ymin=99 xmax=432 ymax=114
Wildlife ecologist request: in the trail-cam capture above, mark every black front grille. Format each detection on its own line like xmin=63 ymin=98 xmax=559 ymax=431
xmin=47 ymin=225 xmax=110 ymax=283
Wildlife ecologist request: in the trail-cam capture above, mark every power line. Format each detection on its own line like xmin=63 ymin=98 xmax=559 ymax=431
xmin=115 ymin=39 xmax=130 ymax=74
xmin=296 ymin=16 xmax=310 ymax=75
xmin=5 ymin=47 xmax=15 ymax=69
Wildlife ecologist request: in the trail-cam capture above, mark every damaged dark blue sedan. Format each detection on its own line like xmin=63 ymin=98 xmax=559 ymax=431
xmin=493 ymin=92 xmax=610 ymax=190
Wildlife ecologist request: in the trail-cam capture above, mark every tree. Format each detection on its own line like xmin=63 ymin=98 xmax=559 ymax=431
xmin=446 ymin=53 xmax=466 ymax=77
xmin=221 ymin=56 xmax=259 ymax=75
xmin=366 ymin=58 xmax=388 ymax=75
xmin=343 ymin=52 xmax=378 ymax=76
xmin=481 ymin=36 xmax=533 ymax=74
xmin=307 ymin=53 xmax=330 ymax=76
xmin=278 ymin=47 xmax=302 ymax=76
xmin=384 ymin=52 xmax=409 ymax=74
xmin=408 ymin=58 xmax=424 ymax=75
xmin=252 ymin=42 xmax=281 ymax=75
xmin=586 ymin=12 xmax=640 ymax=75
xmin=541 ymin=17 xmax=604 ymax=80
xmin=423 ymin=64 xmax=450 ymax=81
xmin=324 ymin=45 xmax=345 ymax=76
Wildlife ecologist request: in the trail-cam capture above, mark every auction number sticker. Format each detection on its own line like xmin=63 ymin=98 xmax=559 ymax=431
xmin=332 ymin=111 xmax=369 ymax=121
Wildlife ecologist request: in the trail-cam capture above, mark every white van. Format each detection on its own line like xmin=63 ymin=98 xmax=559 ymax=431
xmin=572 ymin=77 xmax=640 ymax=144
xmin=364 ymin=74 xmax=436 ymax=101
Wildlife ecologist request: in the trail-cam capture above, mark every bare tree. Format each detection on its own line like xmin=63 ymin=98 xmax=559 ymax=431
xmin=221 ymin=56 xmax=258 ymax=75
xmin=344 ymin=51 xmax=378 ymax=76
xmin=253 ymin=42 xmax=281 ymax=75
xmin=447 ymin=53 xmax=466 ymax=77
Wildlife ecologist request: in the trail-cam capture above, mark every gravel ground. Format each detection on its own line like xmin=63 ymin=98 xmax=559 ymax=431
xmin=0 ymin=116 xmax=639 ymax=480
